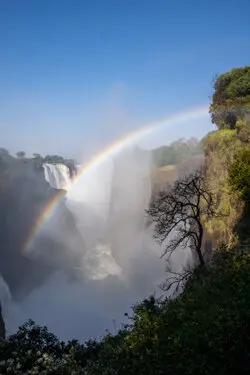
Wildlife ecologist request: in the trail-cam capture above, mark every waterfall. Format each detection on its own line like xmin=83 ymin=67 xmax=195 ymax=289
xmin=43 ymin=163 xmax=72 ymax=190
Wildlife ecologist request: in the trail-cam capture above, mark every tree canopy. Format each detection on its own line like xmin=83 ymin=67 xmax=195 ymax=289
xmin=209 ymin=66 xmax=250 ymax=129
xmin=152 ymin=138 xmax=202 ymax=167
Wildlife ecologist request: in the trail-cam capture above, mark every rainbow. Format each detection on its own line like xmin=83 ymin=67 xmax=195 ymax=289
xmin=23 ymin=105 xmax=209 ymax=251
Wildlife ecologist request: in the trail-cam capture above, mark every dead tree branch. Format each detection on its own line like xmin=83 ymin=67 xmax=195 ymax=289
xmin=147 ymin=168 xmax=217 ymax=267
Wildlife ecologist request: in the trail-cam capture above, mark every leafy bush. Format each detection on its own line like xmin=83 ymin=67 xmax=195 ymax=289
xmin=210 ymin=66 xmax=250 ymax=129
xmin=2 ymin=249 xmax=250 ymax=374
xmin=228 ymin=148 xmax=250 ymax=202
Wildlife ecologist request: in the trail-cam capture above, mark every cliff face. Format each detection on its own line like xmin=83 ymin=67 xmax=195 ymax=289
xmin=201 ymin=130 xmax=243 ymax=248
xmin=0 ymin=304 xmax=5 ymax=339
xmin=0 ymin=152 xmax=85 ymax=299
xmin=200 ymin=116 xmax=250 ymax=250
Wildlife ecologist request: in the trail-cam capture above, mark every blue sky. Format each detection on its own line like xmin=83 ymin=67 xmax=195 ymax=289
xmin=0 ymin=0 xmax=249 ymax=158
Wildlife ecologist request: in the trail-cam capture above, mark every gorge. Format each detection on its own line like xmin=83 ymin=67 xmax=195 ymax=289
xmin=0 ymin=147 xmax=173 ymax=340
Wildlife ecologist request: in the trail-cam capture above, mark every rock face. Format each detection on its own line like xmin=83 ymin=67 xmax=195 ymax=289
xmin=0 ymin=152 xmax=85 ymax=299
xmin=0 ymin=275 xmax=11 ymax=340
xmin=0 ymin=304 xmax=5 ymax=339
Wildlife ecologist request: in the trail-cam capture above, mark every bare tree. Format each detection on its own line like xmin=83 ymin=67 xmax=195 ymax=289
xmin=160 ymin=265 xmax=194 ymax=296
xmin=147 ymin=168 xmax=216 ymax=267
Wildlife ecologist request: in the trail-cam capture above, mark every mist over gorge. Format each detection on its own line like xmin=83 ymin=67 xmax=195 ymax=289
xmin=0 ymin=147 xmax=167 ymax=340
xmin=0 ymin=137 xmax=203 ymax=341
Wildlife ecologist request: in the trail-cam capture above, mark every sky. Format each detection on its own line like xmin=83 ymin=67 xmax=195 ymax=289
xmin=0 ymin=0 xmax=249 ymax=159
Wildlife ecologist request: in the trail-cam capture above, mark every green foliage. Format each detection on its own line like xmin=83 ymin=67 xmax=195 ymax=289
xmin=6 ymin=150 xmax=77 ymax=171
xmin=43 ymin=155 xmax=68 ymax=165
xmin=152 ymin=137 xmax=202 ymax=167
xmin=2 ymin=250 xmax=250 ymax=374
xmin=41 ymin=155 xmax=76 ymax=173
xmin=0 ymin=320 xmax=101 ymax=374
xmin=202 ymin=127 xmax=245 ymax=245
xmin=228 ymin=148 xmax=250 ymax=243
xmin=203 ymin=128 xmax=237 ymax=155
xmin=16 ymin=152 xmax=77 ymax=172
xmin=236 ymin=120 xmax=250 ymax=143
xmin=228 ymin=148 xmax=250 ymax=202
xmin=210 ymin=66 xmax=250 ymax=129
xmin=78 ymin=250 xmax=250 ymax=374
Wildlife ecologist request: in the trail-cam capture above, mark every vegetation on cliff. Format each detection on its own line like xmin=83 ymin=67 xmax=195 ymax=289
xmin=152 ymin=137 xmax=202 ymax=167
xmin=203 ymin=109 xmax=250 ymax=246
xmin=209 ymin=66 xmax=250 ymax=129
xmin=14 ymin=151 xmax=76 ymax=173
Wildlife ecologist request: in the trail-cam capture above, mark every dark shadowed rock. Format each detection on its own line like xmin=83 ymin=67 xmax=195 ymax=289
xmin=0 ymin=154 xmax=86 ymax=299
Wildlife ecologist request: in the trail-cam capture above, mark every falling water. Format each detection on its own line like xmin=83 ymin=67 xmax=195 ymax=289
xmin=43 ymin=163 xmax=71 ymax=189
